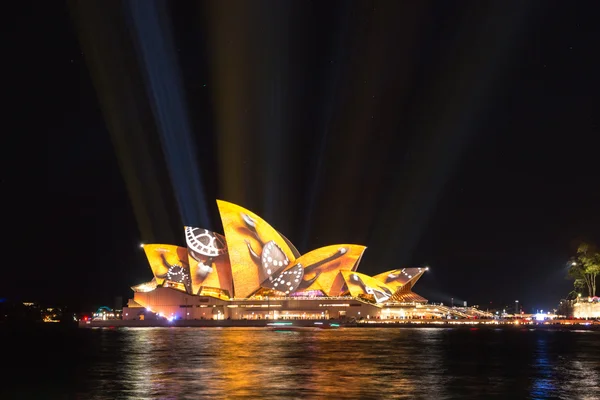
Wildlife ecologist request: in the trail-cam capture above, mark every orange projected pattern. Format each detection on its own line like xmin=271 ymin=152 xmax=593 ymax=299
xmin=143 ymin=244 xmax=191 ymax=293
xmin=297 ymin=244 xmax=367 ymax=295
xmin=217 ymin=200 xmax=296 ymax=298
xmin=135 ymin=200 xmax=427 ymax=302
xmin=131 ymin=279 xmax=157 ymax=293
xmin=217 ymin=200 xmax=368 ymax=298
xmin=340 ymin=271 xmax=394 ymax=303
xmin=373 ymin=268 xmax=426 ymax=291
xmin=185 ymin=227 xmax=233 ymax=296
xmin=187 ymin=254 xmax=233 ymax=297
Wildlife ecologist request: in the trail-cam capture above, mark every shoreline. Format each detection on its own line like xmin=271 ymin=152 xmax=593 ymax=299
xmin=77 ymin=319 xmax=600 ymax=331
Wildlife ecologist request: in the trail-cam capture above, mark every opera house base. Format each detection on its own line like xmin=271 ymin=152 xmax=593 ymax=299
xmin=122 ymin=287 xmax=386 ymax=322
xmin=119 ymin=287 xmax=498 ymax=323
xmin=80 ymin=288 xmax=599 ymax=330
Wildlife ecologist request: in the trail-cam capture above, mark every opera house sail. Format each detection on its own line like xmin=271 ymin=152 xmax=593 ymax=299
xmin=125 ymin=200 xmax=429 ymax=321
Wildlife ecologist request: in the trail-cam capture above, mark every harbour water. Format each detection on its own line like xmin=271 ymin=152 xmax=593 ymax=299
xmin=3 ymin=325 xmax=599 ymax=399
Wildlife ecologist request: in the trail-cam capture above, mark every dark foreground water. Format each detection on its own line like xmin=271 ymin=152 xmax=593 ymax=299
xmin=2 ymin=326 xmax=599 ymax=399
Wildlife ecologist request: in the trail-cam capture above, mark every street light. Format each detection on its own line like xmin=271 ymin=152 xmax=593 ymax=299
xmin=515 ymin=300 xmax=519 ymax=314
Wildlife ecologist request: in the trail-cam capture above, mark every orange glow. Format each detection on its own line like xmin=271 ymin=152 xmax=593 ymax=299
xmin=296 ymin=244 xmax=367 ymax=294
xmin=373 ymin=268 xmax=426 ymax=291
xmin=217 ymin=200 xmax=297 ymax=298
xmin=131 ymin=200 xmax=428 ymax=303
xmin=184 ymin=227 xmax=233 ymax=296
xmin=187 ymin=254 xmax=233 ymax=296
xmin=340 ymin=271 xmax=394 ymax=303
xmin=143 ymin=244 xmax=190 ymax=292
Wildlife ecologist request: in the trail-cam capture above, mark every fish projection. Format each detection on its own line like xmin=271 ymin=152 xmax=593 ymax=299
xmin=217 ymin=200 xmax=366 ymax=298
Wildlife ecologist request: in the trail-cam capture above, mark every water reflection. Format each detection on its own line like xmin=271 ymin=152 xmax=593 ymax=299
xmin=5 ymin=327 xmax=597 ymax=399
xmin=88 ymin=328 xmax=600 ymax=399
xmin=104 ymin=328 xmax=459 ymax=399
xmin=530 ymin=334 xmax=556 ymax=398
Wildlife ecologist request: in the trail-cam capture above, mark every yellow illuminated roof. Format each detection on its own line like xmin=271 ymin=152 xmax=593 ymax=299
xmin=184 ymin=226 xmax=233 ymax=296
xmin=373 ymin=268 xmax=426 ymax=291
xmin=217 ymin=200 xmax=297 ymax=298
xmin=296 ymin=244 xmax=366 ymax=294
xmin=136 ymin=200 xmax=426 ymax=302
xmin=143 ymin=244 xmax=191 ymax=293
xmin=340 ymin=271 xmax=394 ymax=303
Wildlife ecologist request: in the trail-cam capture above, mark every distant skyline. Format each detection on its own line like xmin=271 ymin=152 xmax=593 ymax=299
xmin=10 ymin=2 xmax=600 ymax=311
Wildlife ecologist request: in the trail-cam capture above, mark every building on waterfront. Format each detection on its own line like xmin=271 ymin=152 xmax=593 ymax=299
xmin=557 ymin=297 xmax=600 ymax=319
xmin=92 ymin=306 xmax=122 ymax=320
xmin=124 ymin=200 xmax=433 ymax=321
xmin=572 ymin=297 xmax=600 ymax=319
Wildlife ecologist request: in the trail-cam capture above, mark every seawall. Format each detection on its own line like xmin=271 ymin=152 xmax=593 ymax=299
xmin=79 ymin=319 xmax=600 ymax=330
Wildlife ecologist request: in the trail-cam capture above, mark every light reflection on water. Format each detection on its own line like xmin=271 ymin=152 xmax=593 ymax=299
xmin=5 ymin=327 xmax=600 ymax=399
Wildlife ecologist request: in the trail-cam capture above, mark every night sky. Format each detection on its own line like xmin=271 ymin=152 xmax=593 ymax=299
xmin=19 ymin=1 xmax=600 ymax=311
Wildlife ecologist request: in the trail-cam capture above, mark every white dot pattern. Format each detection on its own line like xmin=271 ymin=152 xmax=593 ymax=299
xmin=261 ymin=240 xmax=290 ymax=281
xmin=262 ymin=263 xmax=304 ymax=294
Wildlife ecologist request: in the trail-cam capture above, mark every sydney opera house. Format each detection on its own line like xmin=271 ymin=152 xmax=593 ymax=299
xmin=123 ymin=200 xmax=429 ymax=321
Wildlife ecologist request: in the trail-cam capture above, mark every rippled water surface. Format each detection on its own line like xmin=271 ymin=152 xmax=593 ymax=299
xmin=3 ymin=326 xmax=600 ymax=399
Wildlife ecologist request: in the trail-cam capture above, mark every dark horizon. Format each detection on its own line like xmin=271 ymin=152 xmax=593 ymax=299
xmin=13 ymin=1 xmax=600 ymax=311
